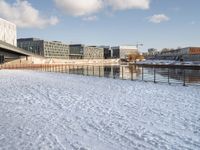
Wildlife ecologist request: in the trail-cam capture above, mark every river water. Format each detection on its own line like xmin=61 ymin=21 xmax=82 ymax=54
xmin=68 ymin=65 xmax=200 ymax=85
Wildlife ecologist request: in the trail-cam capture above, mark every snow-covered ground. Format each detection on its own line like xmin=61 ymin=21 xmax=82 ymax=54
xmin=0 ymin=70 xmax=200 ymax=150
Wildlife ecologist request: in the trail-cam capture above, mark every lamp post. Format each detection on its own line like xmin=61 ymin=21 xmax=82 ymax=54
xmin=135 ymin=43 xmax=143 ymax=63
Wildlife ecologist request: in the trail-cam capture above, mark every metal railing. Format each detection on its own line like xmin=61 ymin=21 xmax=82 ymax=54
xmin=1 ymin=64 xmax=200 ymax=86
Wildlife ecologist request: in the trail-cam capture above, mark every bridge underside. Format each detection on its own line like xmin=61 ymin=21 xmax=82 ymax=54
xmin=0 ymin=40 xmax=42 ymax=64
xmin=0 ymin=47 xmax=28 ymax=63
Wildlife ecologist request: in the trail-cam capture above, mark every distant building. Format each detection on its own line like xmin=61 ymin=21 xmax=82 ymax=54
xmin=148 ymin=48 xmax=157 ymax=54
xmin=69 ymin=45 xmax=109 ymax=59
xmin=84 ymin=46 xmax=104 ymax=59
xmin=0 ymin=18 xmax=17 ymax=46
xmin=152 ymin=47 xmax=200 ymax=61
xmin=69 ymin=44 xmax=84 ymax=59
xmin=111 ymin=47 xmax=120 ymax=58
xmin=17 ymin=38 xmax=69 ymax=59
xmin=98 ymin=46 xmax=112 ymax=59
xmin=111 ymin=46 xmax=138 ymax=59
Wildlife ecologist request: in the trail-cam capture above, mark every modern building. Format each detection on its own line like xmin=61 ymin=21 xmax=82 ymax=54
xmin=69 ymin=44 xmax=84 ymax=59
xmin=84 ymin=46 xmax=104 ymax=59
xmin=149 ymin=47 xmax=200 ymax=61
xmin=0 ymin=18 xmax=17 ymax=46
xmin=17 ymin=38 xmax=69 ymax=59
xmin=98 ymin=46 xmax=112 ymax=59
xmin=111 ymin=46 xmax=138 ymax=59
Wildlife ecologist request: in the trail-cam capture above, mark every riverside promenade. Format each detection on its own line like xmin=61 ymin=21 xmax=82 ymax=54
xmin=0 ymin=70 xmax=200 ymax=149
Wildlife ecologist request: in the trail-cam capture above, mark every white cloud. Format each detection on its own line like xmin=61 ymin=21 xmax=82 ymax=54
xmin=54 ymin=0 xmax=102 ymax=16
xmin=106 ymin=0 xmax=150 ymax=10
xmin=54 ymin=0 xmax=150 ymax=17
xmin=0 ymin=0 xmax=59 ymax=28
xmin=148 ymin=14 xmax=170 ymax=23
xmin=82 ymin=16 xmax=98 ymax=21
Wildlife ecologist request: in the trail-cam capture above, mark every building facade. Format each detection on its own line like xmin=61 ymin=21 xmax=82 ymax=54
xmin=148 ymin=47 xmax=200 ymax=61
xmin=111 ymin=46 xmax=138 ymax=59
xmin=98 ymin=46 xmax=112 ymax=59
xmin=69 ymin=44 xmax=84 ymax=59
xmin=0 ymin=18 xmax=17 ymax=46
xmin=17 ymin=38 xmax=43 ymax=55
xmin=17 ymin=38 xmax=69 ymax=59
xmin=84 ymin=46 xmax=104 ymax=59
xmin=43 ymin=41 xmax=69 ymax=59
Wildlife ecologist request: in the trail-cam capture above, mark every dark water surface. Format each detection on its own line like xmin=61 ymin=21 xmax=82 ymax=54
xmin=67 ymin=65 xmax=200 ymax=86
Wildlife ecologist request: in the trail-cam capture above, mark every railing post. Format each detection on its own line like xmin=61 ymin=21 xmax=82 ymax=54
xmin=93 ymin=66 xmax=95 ymax=76
xmin=154 ymin=67 xmax=156 ymax=83
xmin=62 ymin=64 xmax=64 ymax=73
xmin=142 ymin=66 xmax=144 ymax=81
xmin=131 ymin=66 xmax=133 ymax=81
xmin=87 ymin=66 xmax=89 ymax=76
xmin=122 ymin=66 xmax=124 ymax=80
xmin=99 ymin=66 xmax=101 ymax=77
xmin=168 ymin=68 xmax=170 ymax=84
xmin=183 ymin=69 xmax=186 ymax=86
xmin=113 ymin=66 xmax=116 ymax=79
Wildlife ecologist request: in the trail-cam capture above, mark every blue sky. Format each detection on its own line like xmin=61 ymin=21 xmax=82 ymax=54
xmin=0 ymin=0 xmax=200 ymax=52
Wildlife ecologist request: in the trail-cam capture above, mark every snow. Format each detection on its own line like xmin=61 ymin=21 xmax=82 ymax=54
xmin=0 ymin=70 xmax=200 ymax=150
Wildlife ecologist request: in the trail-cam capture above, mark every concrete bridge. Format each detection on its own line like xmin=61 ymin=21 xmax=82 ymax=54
xmin=0 ymin=40 xmax=41 ymax=64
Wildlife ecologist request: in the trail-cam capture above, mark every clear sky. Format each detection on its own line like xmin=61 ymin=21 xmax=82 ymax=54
xmin=0 ymin=0 xmax=200 ymax=52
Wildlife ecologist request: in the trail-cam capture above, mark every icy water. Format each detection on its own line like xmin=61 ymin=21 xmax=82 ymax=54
xmin=67 ymin=65 xmax=200 ymax=85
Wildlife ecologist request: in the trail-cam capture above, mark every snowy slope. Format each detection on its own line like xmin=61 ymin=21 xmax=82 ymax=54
xmin=0 ymin=70 xmax=200 ymax=150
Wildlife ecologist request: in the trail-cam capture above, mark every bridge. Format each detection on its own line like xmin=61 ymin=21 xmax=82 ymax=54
xmin=0 ymin=40 xmax=41 ymax=64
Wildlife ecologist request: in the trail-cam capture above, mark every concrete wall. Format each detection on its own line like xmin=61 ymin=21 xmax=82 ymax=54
xmin=0 ymin=18 xmax=17 ymax=46
xmin=3 ymin=56 xmax=120 ymax=66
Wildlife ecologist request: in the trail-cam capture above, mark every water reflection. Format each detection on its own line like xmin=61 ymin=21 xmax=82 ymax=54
xmin=57 ymin=65 xmax=200 ymax=85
